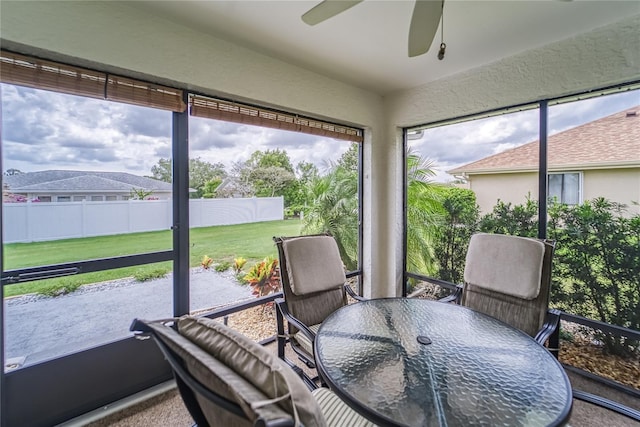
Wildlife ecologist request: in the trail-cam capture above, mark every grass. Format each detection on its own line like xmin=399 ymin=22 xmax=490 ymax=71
xmin=4 ymin=219 xmax=302 ymax=298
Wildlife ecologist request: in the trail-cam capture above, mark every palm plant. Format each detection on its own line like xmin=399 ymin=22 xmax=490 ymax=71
xmin=303 ymin=165 xmax=359 ymax=270
xmin=405 ymin=151 xmax=446 ymax=275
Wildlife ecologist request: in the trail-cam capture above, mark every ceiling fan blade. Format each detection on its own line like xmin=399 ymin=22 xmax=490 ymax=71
xmin=302 ymin=0 xmax=364 ymax=26
xmin=408 ymin=0 xmax=443 ymax=57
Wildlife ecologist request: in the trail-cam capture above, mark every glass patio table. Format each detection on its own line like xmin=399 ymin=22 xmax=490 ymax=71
xmin=314 ymin=298 xmax=572 ymax=427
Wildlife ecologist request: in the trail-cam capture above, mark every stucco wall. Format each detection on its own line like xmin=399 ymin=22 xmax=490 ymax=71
xmin=584 ymin=168 xmax=640 ymax=215
xmin=469 ymin=173 xmax=538 ymax=214
xmin=466 ymin=168 xmax=640 ymax=217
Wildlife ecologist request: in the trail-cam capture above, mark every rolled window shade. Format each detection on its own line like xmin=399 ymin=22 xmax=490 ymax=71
xmin=1 ymin=50 xmax=186 ymax=112
xmin=106 ymin=75 xmax=186 ymax=113
xmin=190 ymin=95 xmax=363 ymax=143
xmin=0 ymin=51 xmax=105 ymax=99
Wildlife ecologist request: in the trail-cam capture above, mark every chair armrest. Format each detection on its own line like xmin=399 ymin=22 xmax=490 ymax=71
xmin=275 ymin=298 xmax=317 ymax=344
xmin=344 ymin=283 xmax=367 ymax=301
xmin=438 ymin=285 xmax=462 ymax=304
xmin=535 ymin=308 xmax=561 ymax=346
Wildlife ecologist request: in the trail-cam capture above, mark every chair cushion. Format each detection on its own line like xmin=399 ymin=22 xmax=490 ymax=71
xmin=282 ymin=235 xmax=347 ymax=296
xmin=146 ymin=320 xmax=288 ymax=426
xmin=464 ymin=233 xmax=545 ymax=300
xmin=293 ymin=323 xmax=321 ymax=356
xmin=178 ymin=316 xmax=326 ymax=427
xmin=313 ymin=387 xmax=376 ymax=427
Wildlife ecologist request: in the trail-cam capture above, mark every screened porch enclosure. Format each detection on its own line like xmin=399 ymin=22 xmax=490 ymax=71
xmin=1 ymin=1 xmax=639 ymax=426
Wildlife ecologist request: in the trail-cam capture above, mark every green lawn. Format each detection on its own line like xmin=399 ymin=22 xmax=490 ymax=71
xmin=3 ymin=219 xmax=303 ymax=298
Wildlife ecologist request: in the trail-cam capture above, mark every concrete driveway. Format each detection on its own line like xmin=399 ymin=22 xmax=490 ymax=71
xmin=4 ymin=268 xmax=253 ymax=368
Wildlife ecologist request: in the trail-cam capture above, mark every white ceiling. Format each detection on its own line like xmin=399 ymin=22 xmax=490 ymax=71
xmin=135 ymin=1 xmax=639 ymax=95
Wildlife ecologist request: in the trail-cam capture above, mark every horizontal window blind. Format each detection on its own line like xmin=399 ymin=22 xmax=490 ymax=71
xmin=190 ymin=95 xmax=363 ymax=143
xmin=106 ymin=75 xmax=186 ymax=113
xmin=0 ymin=50 xmax=186 ymax=112
xmin=0 ymin=51 xmax=105 ymax=99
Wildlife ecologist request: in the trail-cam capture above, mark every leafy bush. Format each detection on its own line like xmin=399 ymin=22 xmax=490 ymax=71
xmin=433 ymin=187 xmax=479 ymax=284
xmin=234 ymin=257 xmax=247 ymax=274
xmin=38 ymin=281 xmax=82 ymax=297
xmin=432 ymin=194 xmax=639 ymax=357
xmin=548 ymin=198 xmax=639 ymax=357
xmin=133 ymin=268 xmax=168 ymax=282
xmin=478 ymin=195 xmax=538 ymax=237
xmin=214 ymin=261 xmax=232 ymax=272
xmin=201 ymin=255 xmax=213 ymax=269
xmin=244 ymin=257 xmax=280 ymax=297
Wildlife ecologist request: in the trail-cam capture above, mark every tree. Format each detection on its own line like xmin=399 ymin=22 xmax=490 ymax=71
xmin=201 ymin=178 xmax=223 ymax=198
xmin=248 ymin=166 xmax=295 ymax=197
xmin=247 ymin=149 xmax=294 ymax=172
xmin=245 ymin=149 xmax=298 ymax=203
xmin=149 ymin=157 xmax=227 ymax=198
xmin=284 ymin=161 xmax=320 ymax=215
xmin=189 ymin=158 xmax=226 ymax=198
xmin=3 ymin=168 xmax=23 ymax=176
xmin=336 ymin=143 xmax=358 ymax=172
xmin=217 ymin=160 xmax=254 ymax=198
xmin=150 ymin=158 xmax=172 ymax=183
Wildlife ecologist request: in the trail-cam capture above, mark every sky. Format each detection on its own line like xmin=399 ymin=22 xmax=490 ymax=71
xmin=1 ymin=83 xmax=638 ymax=181
xmin=0 ymin=83 xmax=351 ymax=178
xmin=409 ymin=89 xmax=640 ymax=182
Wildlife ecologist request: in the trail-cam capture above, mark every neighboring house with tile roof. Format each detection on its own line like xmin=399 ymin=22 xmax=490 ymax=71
xmin=447 ymin=107 xmax=640 ymax=215
xmin=3 ymin=170 xmax=172 ymax=202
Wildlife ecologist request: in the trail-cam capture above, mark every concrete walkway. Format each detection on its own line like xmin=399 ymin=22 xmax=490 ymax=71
xmin=4 ymin=268 xmax=253 ymax=368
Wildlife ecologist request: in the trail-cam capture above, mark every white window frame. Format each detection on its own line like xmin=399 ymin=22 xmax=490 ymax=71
xmin=548 ymin=171 xmax=583 ymax=205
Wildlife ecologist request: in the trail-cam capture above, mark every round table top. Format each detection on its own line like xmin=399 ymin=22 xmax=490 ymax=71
xmin=314 ymin=298 xmax=572 ymax=427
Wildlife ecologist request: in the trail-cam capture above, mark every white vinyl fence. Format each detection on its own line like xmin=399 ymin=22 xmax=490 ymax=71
xmin=3 ymin=197 xmax=284 ymax=243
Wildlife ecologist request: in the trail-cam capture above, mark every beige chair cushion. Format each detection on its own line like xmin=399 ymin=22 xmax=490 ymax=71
xmin=178 ymin=316 xmax=327 ymax=427
xmin=464 ymin=233 xmax=545 ymax=300
xmin=312 ymin=387 xmax=376 ymax=427
xmin=293 ymin=323 xmax=321 ymax=356
xmin=146 ymin=320 xmax=290 ymax=427
xmin=282 ymin=235 xmax=347 ymax=296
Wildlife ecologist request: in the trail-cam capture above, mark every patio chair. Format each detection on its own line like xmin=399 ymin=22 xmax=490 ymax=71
xmin=273 ymin=233 xmax=365 ymax=385
xmin=442 ymin=233 xmax=560 ymax=347
xmin=452 ymin=233 xmax=640 ymax=424
xmin=130 ymin=316 xmax=375 ymax=427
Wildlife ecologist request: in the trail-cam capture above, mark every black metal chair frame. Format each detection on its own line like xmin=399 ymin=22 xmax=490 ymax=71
xmin=273 ymin=234 xmax=365 ymax=387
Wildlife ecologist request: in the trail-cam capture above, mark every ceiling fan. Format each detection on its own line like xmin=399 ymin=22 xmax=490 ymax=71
xmin=301 ymin=0 xmax=445 ymax=58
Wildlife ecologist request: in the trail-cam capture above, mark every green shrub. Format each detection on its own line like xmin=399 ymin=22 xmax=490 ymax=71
xmin=548 ymin=198 xmax=639 ymax=357
xmin=433 ymin=187 xmax=479 ymax=284
xmin=214 ymin=261 xmax=232 ymax=272
xmin=234 ymin=257 xmax=247 ymax=273
xmin=38 ymin=281 xmax=82 ymax=297
xmin=133 ymin=268 xmax=168 ymax=282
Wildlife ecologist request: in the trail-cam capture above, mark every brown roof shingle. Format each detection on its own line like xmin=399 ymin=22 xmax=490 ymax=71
xmin=448 ymin=106 xmax=640 ymax=175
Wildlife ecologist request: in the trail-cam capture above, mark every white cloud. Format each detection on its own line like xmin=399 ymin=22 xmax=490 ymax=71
xmin=1 ymin=84 xmax=351 ymax=177
xmin=409 ymin=90 xmax=639 ymax=182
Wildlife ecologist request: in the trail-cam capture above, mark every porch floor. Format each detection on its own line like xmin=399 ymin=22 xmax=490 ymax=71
xmin=77 ymin=340 xmax=639 ymax=427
